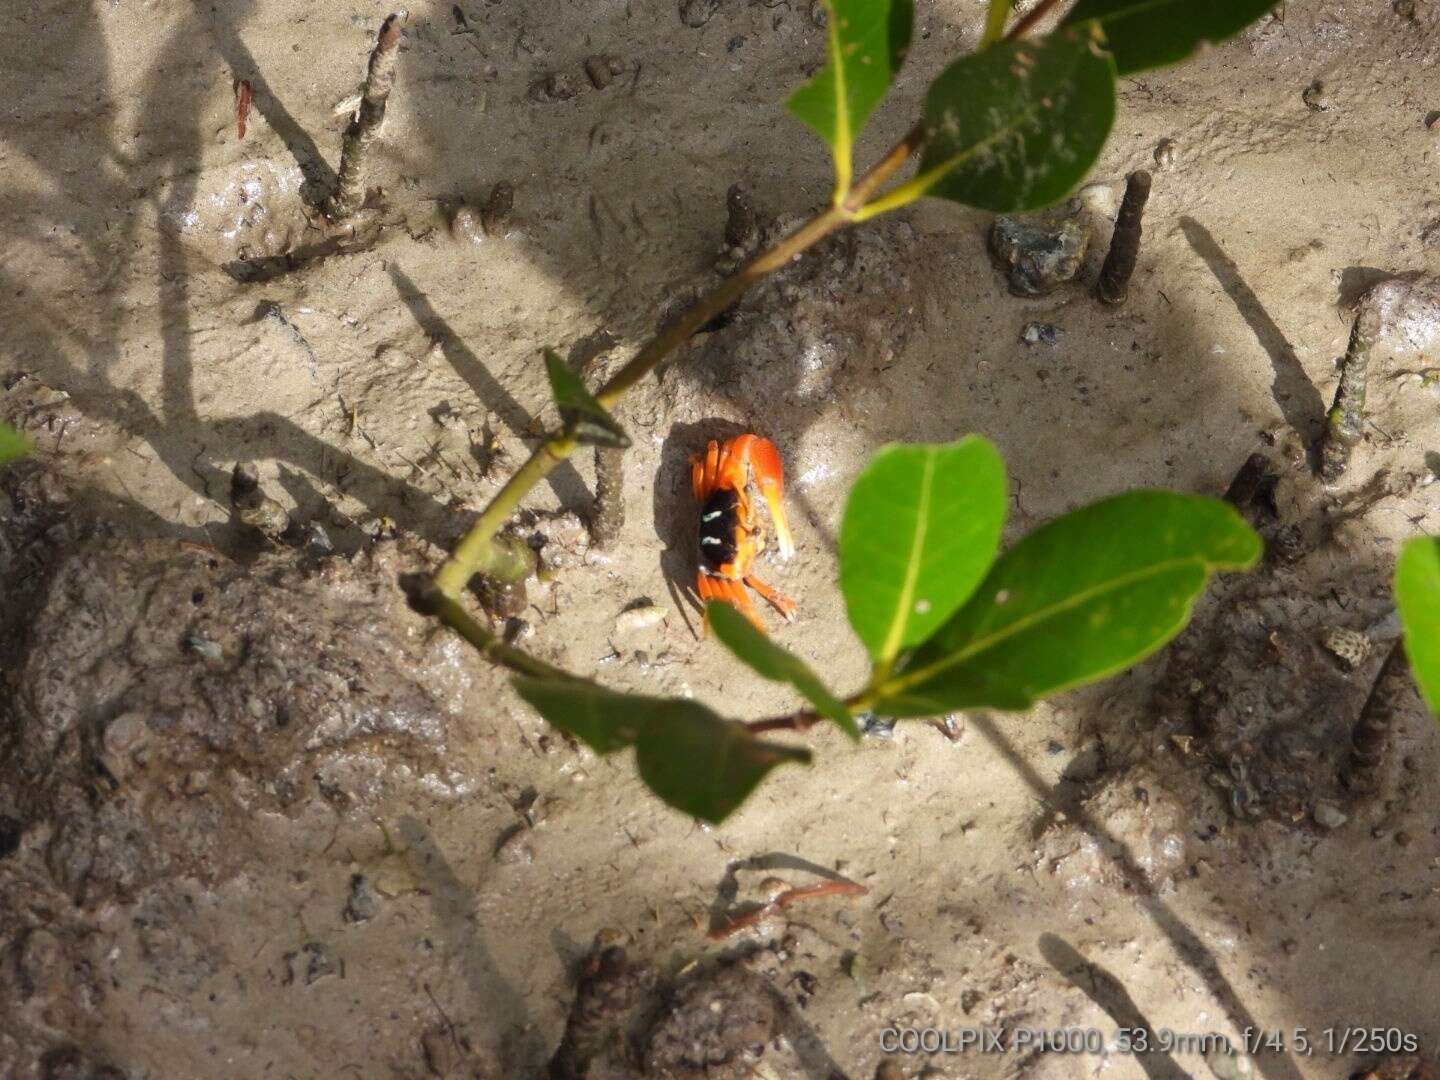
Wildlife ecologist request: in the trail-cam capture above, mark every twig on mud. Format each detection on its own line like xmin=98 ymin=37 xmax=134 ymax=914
xmin=1319 ymin=305 xmax=1381 ymax=482
xmin=547 ymin=946 xmax=645 ymax=1080
xmin=745 ymin=710 xmax=825 ymax=735
xmin=325 ymin=12 xmax=406 ymax=222
xmin=590 ymin=446 xmax=625 ymax=550
xmin=707 ymin=879 xmax=869 ymax=940
xmin=235 ymin=79 xmax=253 ymax=140
xmin=1096 ymin=170 xmax=1152 ymax=306
xmin=1342 ymin=640 xmax=1410 ymax=788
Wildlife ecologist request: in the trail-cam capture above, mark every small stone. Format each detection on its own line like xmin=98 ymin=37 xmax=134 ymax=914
xmin=759 ymin=877 xmax=790 ymax=901
xmin=529 ymin=73 xmax=576 ymax=102
xmin=1302 ymin=80 xmax=1333 ymax=112
xmin=290 ymin=942 xmax=335 ymax=985
xmin=584 ymin=55 xmax=623 ymax=89
xmin=304 ymin=524 xmax=334 ymax=557
xmin=859 ymin=712 xmax=896 ymax=740
xmin=1153 ymin=137 xmax=1178 ymax=169
xmin=1394 ymin=0 xmax=1419 ymax=19
xmin=1395 ymin=830 xmax=1414 ymax=846
xmin=1281 ymin=938 xmax=1299 ymax=955
xmin=1320 ymin=626 xmax=1371 ymax=669
xmin=104 ymin=712 xmax=149 ymax=756
xmin=727 ymin=34 xmax=745 ymax=51
xmin=182 ymin=770 xmax=210 ymax=796
xmin=614 ymin=602 xmax=668 ymax=636
xmin=1021 ymin=321 xmax=1059 ymax=346
xmin=493 ymin=826 xmax=534 ymax=865
xmin=481 ymin=181 xmax=515 ymax=236
xmin=183 ymin=635 xmax=223 ymax=661
xmin=1312 ymin=801 xmax=1348 ymax=829
xmin=680 ymin=0 xmax=720 ymax=27
xmin=450 ymin=205 xmax=486 ymax=245
xmin=344 ymin=874 xmax=379 ymax=922
xmin=809 ymin=0 xmax=827 ymax=25
xmin=989 ymin=214 xmax=1089 ymax=297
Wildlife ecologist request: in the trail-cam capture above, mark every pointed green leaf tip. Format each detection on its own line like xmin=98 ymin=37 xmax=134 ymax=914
xmin=705 ymin=601 xmax=860 ymax=740
xmin=872 ymin=491 xmax=1260 ymax=717
xmin=786 ymin=0 xmax=914 ymax=198
xmin=1062 ymin=0 xmax=1277 ymax=76
xmin=543 ymin=348 xmax=630 ymax=449
xmin=0 ymin=422 xmax=30 ymax=466
xmin=839 ymin=437 xmax=1007 ymax=664
xmin=512 ymin=677 xmax=810 ymax=823
xmin=1396 ymin=536 xmax=1440 ymax=715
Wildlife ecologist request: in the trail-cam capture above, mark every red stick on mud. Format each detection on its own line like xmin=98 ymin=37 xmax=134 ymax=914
xmin=235 ymin=79 xmax=253 ymax=140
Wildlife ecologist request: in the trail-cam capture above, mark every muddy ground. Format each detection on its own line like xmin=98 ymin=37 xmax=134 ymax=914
xmin=3 ymin=0 xmax=1440 ymax=1077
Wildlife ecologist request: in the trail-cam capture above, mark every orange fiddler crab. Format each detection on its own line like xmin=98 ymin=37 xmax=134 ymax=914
xmin=690 ymin=433 xmax=797 ymax=633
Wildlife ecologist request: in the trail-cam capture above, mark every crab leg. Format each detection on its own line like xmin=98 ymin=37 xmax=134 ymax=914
xmin=697 ymin=572 xmax=766 ymax=633
xmin=743 ymin=573 xmax=797 ymax=622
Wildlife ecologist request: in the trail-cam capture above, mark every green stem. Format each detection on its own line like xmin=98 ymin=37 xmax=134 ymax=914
xmin=432 ymin=122 xmax=925 ymax=600
xmin=981 ymin=0 xmax=1012 ymax=47
xmin=420 ymin=583 xmax=583 ymax=682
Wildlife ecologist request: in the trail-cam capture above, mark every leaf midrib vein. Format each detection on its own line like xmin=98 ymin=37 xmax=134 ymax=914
xmin=883 ymin=554 xmax=1207 ymax=694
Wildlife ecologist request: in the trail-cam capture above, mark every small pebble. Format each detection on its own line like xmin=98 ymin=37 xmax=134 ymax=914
xmin=614 ymin=602 xmax=668 ymax=636
xmin=494 ymin=826 xmax=534 ymax=865
xmin=859 ymin=712 xmax=896 ymax=740
xmin=810 ymin=0 xmax=827 ymax=26
xmin=1302 ymin=80 xmax=1333 ymax=112
xmin=1153 ymin=137 xmax=1178 ymax=169
xmin=481 ymin=181 xmax=515 ymax=236
xmin=1021 ymin=321 xmax=1059 ymax=346
xmin=679 ymin=0 xmax=720 ymax=27
xmin=1312 ymin=801 xmax=1348 ymax=830
xmin=529 ymin=73 xmax=576 ymax=102
xmin=344 ymin=874 xmax=379 ymax=922
xmin=1320 ymin=626 xmax=1371 ymax=669
xmin=1394 ymin=0 xmax=1419 ymax=19
xmin=183 ymin=635 xmax=223 ymax=661
xmin=990 ymin=213 xmax=1089 ymax=296
xmin=451 ymin=204 xmax=486 ymax=245
xmin=584 ymin=55 xmax=624 ymax=90
xmin=1395 ymin=830 xmax=1413 ymax=846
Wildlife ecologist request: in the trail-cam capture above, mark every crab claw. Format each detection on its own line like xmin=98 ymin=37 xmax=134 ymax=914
xmin=736 ymin=435 xmax=795 ymax=560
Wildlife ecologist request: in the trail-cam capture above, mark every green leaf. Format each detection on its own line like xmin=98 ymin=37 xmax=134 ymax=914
xmin=0 ymin=422 xmax=30 ymax=466
xmin=634 ymin=705 xmax=810 ymax=824
xmin=1396 ymin=537 xmax=1440 ymax=714
xmin=786 ymin=0 xmax=914 ymax=197
xmin=543 ymin=348 xmax=630 ymax=449
xmin=1062 ymin=0 xmax=1276 ymax=76
xmin=512 ymin=677 xmax=652 ymax=753
xmin=908 ymin=25 xmax=1116 ymax=213
xmin=872 ymin=491 xmax=1260 ymax=716
xmin=839 ymin=437 xmax=1007 ymax=664
xmin=706 ymin=601 xmax=860 ymax=741
xmin=512 ymin=677 xmax=810 ymax=823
